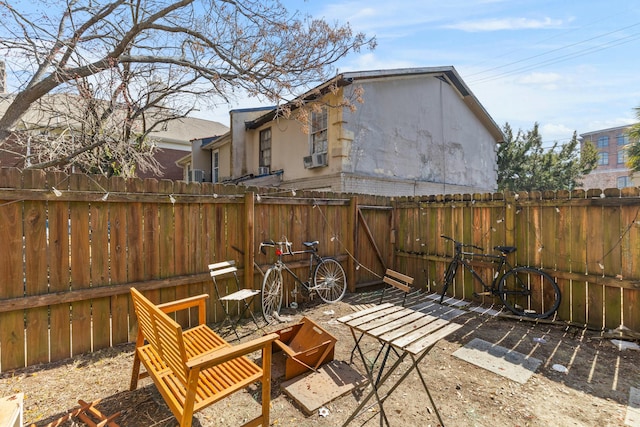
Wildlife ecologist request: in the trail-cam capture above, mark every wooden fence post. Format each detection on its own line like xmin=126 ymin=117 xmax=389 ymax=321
xmin=244 ymin=192 xmax=255 ymax=291
xmin=348 ymin=196 xmax=358 ymax=293
xmin=505 ymin=191 xmax=517 ymax=247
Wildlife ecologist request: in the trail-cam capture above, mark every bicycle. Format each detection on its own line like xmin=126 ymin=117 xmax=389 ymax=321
xmin=439 ymin=235 xmax=561 ymax=319
xmin=258 ymin=238 xmax=347 ymax=323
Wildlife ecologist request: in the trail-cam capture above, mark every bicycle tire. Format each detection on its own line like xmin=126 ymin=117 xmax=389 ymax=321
xmin=498 ymin=266 xmax=560 ymax=319
xmin=261 ymin=267 xmax=283 ymax=324
xmin=313 ymin=257 xmax=347 ymax=303
xmin=439 ymin=260 xmax=458 ymax=303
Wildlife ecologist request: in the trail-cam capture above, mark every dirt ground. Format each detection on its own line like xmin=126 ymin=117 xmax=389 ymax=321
xmin=2 ymin=290 xmax=639 ymax=427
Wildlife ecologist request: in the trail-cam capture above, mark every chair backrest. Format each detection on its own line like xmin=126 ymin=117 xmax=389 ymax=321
xmin=208 ymin=260 xmax=240 ymax=296
xmin=130 ymin=288 xmax=190 ymax=385
xmin=380 ymin=269 xmax=414 ymax=306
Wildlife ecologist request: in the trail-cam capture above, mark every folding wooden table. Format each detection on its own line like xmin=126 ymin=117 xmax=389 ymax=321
xmin=337 ymin=303 xmax=462 ymax=427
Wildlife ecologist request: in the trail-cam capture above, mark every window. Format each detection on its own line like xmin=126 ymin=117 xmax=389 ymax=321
xmin=259 ymin=128 xmax=271 ymax=168
xmin=617 ymin=134 xmax=629 ymax=146
xmin=597 ymin=136 xmax=609 ymax=148
xmin=598 ymin=152 xmax=609 ymax=166
xmin=212 ymin=150 xmax=219 ymax=183
xmin=310 ymin=107 xmax=328 ymax=154
xmin=618 ymin=150 xmax=628 ymax=165
xmin=618 ymin=176 xmax=629 ymax=189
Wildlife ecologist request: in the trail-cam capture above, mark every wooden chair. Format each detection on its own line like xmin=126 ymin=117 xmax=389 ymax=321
xmin=129 ymin=287 xmax=278 ymax=427
xmin=271 ymin=316 xmax=337 ymax=380
xmin=378 ymin=269 xmax=414 ymax=306
xmin=209 ymin=260 xmax=262 ymax=340
xmin=349 ymin=269 xmax=415 ymax=369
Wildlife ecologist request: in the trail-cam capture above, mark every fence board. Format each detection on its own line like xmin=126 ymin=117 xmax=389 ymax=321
xmin=23 ymin=170 xmax=49 ymax=366
xmin=109 ymin=176 xmax=130 ymax=345
xmin=0 ymin=168 xmax=25 ymax=371
xmin=90 ymin=175 xmax=111 ymax=351
xmin=622 ymin=218 xmax=640 ymax=331
xmin=555 ymin=202 xmax=572 ymax=320
xmin=603 ymin=203 xmax=622 ymax=329
xmin=570 ymin=201 xmax=588 ymax=325
xmin=158 ymin=180 xmax=176 ymax=307
xmin=47 ymin=171 xmax=71 ymax=363
xmin=70 ymin=175 xmax=92 ymax=356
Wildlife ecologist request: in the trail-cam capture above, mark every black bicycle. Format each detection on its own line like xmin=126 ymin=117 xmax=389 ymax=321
xmin=439 ymin=235 xmax=561 ymax=319
xmin=258 ymin=238 xmax=347 ymax=323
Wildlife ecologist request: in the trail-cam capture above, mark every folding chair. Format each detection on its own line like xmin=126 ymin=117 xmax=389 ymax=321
xmin=209 ymin=260 xmax=261 ymax=340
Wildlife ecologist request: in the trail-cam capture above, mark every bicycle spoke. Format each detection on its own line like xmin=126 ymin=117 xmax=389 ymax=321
xmin=498 ymin=267 xmax=560 ymax=318
xmin=313 ymin=258 xmax=347 ymax=303
xmin=262 ymin=268 xmax=283 ymax=323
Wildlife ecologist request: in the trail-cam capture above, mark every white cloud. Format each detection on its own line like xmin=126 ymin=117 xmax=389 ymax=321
xmin=515 ymin=72 xmax=565 ymax=90
xmin=445 ymin=17 xmax=565 ymax=32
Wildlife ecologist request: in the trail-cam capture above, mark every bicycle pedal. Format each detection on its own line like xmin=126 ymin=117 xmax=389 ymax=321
xmin=473 ymin=291 xmax=492 ymax=297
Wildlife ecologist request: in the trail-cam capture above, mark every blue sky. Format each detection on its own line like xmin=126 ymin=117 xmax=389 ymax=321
xmin=203 ymin=0 xmax=640 ymax=146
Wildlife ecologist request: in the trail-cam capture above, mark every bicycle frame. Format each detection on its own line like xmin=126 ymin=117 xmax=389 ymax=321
xmin=259 ymin=239 xmax=323 ymax=293
xmin=445 ymin=239 xmax=515 ymax=296
xmin=440 ymin=235 xmax=561 ymax=318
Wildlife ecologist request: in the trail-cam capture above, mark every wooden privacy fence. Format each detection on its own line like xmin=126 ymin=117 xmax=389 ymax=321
xmin=392 ymin=188 xmax=640 ymax=335
xmin=1 ymin=166 xmax=640 ymax=372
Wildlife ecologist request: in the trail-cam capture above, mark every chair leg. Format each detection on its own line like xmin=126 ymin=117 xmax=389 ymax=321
xmin=130 ymin=332 xmax=145 ymax=390
xmin=261 ymin=344 xmax=273 ymax=423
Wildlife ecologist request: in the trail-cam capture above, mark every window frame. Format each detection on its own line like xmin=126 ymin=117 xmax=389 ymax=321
xmin=310 ymin=107 xmax=328 ymax=155
xmin=617 ymin=134 xmax=629 ymax=146
xmin=597 ymin=136 xmax=609 ymax=148
xmin=212 ymin=150 xmax=219 ymax=183
xmin=259 ymin=128 xmax=272 ymax=168
xmin=598 ymin=151 xmax=609 ymax=166
xmin=617 ymin=176 xmax=629 ymax=189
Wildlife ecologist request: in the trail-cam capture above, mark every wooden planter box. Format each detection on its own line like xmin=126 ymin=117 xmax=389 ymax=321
xmin=272 ymin=316 xmax=337 ymax=380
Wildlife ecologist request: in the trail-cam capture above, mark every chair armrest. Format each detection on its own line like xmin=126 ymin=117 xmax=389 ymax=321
xmin=187 ymin=333 xmax=279 ymax=370
xmin=157 ymin=294 xmax=210 ymax=324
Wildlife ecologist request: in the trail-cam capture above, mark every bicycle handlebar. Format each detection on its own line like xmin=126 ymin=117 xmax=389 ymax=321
xmin=440 ymin=235 xmax=484 ymax=252
xmin=259 ymin=239 xmax=295 ymax=256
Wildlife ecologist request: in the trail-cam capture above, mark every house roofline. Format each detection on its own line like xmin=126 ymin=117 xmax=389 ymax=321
xmin=580 ymin=123 xmax=636 ymax=138
xmin=244 ymin=66 xmax=504 ymax=143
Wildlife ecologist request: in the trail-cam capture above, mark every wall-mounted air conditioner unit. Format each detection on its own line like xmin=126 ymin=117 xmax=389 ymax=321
xmin=191 ymin=169 xmax=205 ymax=182
xmin=258 ymin=166 xmax=270 ymax=175
xmin=303 ymin=155 xmax=313 ymax=168
xmin=303 ymin=152 xmax=328 ymax=169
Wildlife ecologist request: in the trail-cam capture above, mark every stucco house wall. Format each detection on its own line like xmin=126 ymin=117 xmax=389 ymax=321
xmin=240 ymin=67 xmax=501 ymax=196
xmin=339 ymin=74 xmax=498 ymax=195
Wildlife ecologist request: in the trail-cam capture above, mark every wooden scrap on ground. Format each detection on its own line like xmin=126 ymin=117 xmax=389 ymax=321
xmin=31 ymin=399 xmax=120 ymax=427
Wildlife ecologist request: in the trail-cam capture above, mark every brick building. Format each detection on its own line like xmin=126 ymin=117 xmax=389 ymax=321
xmin=580 ymin=125 xmax=639 ymax=190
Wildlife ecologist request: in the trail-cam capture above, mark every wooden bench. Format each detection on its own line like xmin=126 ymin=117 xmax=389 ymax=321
xmin=129 ymin=288 xmax=278 ymax=427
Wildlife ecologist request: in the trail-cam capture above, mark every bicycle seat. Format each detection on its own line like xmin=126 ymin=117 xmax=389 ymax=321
xmin=303 ymin=241 xmax=319 ymax=247
xmin=494 ymin=245 xmax=517 ymax=254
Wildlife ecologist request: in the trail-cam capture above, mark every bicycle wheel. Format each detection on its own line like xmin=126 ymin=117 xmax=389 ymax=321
xmin=261 ymin=267 xmax=283 ymax=324
xmin=439 ymin=260 xmax=458 ymax=303
xmin=313 ymin=257 xmax=347 ymax=303
xmin=498 ymin=267 xmax=560 ymax=318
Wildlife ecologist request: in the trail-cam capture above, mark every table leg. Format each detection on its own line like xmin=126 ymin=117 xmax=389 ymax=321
xmin=372 ymin=346 xmax=445 ymax=427
xmin=411 ymin=353 xmax=445 ymax=426
xmin=342 ymin=330 xmax=392 ymax=427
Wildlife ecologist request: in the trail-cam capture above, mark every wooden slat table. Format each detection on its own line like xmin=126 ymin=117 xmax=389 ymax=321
xmin=338 ymin=303 xmax=463 ymax=427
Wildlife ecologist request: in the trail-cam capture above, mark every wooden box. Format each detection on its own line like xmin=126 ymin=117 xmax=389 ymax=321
xmin=272 ymin=316 xmax=337 ymax=380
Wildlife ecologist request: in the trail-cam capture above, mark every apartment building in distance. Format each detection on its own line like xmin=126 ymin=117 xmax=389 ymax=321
xmin=580 ymin=125 xmax=638 ymax=190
